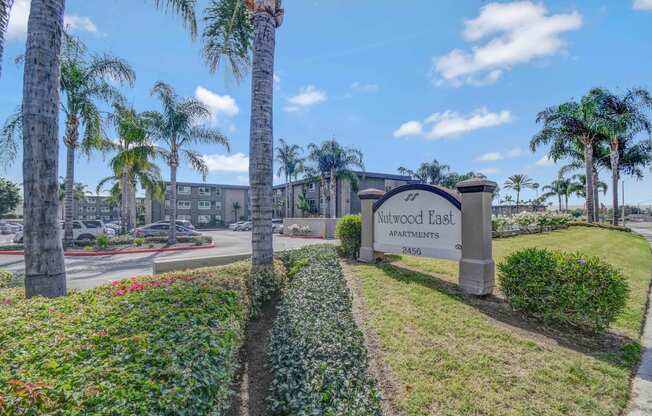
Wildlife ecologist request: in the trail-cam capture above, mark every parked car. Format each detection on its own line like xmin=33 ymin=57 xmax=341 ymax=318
xmin=153 ymin=220 xmax=195 ymax=230
xmin=272 ymin=219 xmax=284 ymax=234
xmin=0 ymin=222 xmax=13 ymax=235
xmin=132 ymin=223 xmax=201 ymax=238
xmin=235 ymin=221 xmax=252 ymax=231
xmin=13 ymin=220 xmax=111 ymax=243
xmin=229 ymin=221 xmax=246 ymax=231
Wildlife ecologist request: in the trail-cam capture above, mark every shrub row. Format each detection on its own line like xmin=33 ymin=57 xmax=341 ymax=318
xmin=336 ymin=214 xmax=362 ymax=259
xmin=568 ymin=221 xmax=632 ymax=232
xmin=270 ymin=245 xmax=382 ymax=415
xmin=498 ymin=248 xmax=629 ymax=333
xmin=0 ymin=261 xmax=275 ymax=415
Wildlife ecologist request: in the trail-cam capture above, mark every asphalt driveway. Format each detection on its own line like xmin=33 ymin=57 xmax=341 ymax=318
xmin=0 ymin=230 xmax=336 ymax=291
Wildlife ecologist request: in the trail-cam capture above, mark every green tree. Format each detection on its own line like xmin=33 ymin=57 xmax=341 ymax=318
xmin=398 ymin=160 xmax=450 ymax=185
xmin=21 ymin=0 xmax=66 ymax=298
xmin=0 ymin=178 xmax=21 ymax=217
xmin=504 ymin=174 xmax=535 ymax=210
xmin=275 ymin=139 xmax=304 ymax=218
xmin=58 ymin=178 xmax=90 ymax=220
xmin=531 ymin=89 xmax=606 ymax=223
xmin=202 ymin=0 xmax=284 ymax=272
xmin=232 ymin=201 xmax=241 ymax=221
xmin=308 ymin=139 xmax=365 ymax=219
xmin=145 ymin=81 xmax=229 ymax=244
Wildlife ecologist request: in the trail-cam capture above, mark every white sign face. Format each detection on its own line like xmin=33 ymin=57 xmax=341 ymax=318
xmin=373 ymin=186 xmax=462 ymax=261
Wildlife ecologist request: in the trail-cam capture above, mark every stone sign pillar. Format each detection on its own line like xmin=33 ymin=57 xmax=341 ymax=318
xmin=456 ymin=178 xmax=498 ymax=296
xmin=358 ymin=188 xmax=385 ymax=263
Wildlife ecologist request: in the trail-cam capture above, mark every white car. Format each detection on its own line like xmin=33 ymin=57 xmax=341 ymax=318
xmin=229 ymin=221 xmax=246 ymax=231
xmin=235 ymin=221 xmax=252 ymax=231
xmin=272 ymin=219 xmax=284 ymax=234
xmin=13 ymin=220 xmax=112 ymax=243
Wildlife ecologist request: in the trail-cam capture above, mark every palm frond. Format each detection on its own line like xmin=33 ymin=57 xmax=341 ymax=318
xmin=0 ymin=107 xmax=22 ymax=169
xmin=153 ymin=0 xmax=198 ymax=39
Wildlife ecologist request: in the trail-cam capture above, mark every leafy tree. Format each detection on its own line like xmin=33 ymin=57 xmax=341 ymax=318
xmin=145 ymin=81 xmax=229 ymax=244
xmin=308 ymin=139 xmax=365 ymax=219
xmin=398 ymin=160 xmax=450 ymax=185
xmin=504 ymin=174 xmax=535 ymax=209
xmin=202 ymin=0 xmax=284 ymax=273
xmin=0 ymin=178 xmax=20 ymax=217
xmin=275 ymin=139 xmax=304 ymax=218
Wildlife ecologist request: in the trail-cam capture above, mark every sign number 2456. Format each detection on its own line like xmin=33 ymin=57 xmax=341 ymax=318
xmin=401 ymin=247 xmax=422 ymax=256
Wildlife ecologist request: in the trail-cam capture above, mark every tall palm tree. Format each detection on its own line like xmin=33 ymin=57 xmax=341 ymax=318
xmin=542 ymin=175 xmax=572 ymax=212
xmin=398 ymin=159 xmax=450 ymax=185
xmin=598 ymin=88 xmax=652 ymax=225
xmin=531 ymin=89 xmax=605 ymax=223
xmin=22 ymin=0 xmax=66 ymax=298
xmin=571 ymin=174 xmax=607 ymax=203
xmin=58 ymin=36 xmax=135 ymax=246
xmin=0 ymin=0 xmax=14 ymax=79
xmin=58 ymin=179 xmax=90 ymax=220
xmin=504 ymin=174 xmax=535 ymax=210
xmin=203 ymin=0 xmax=284 ymax=272
xmin=154 ymin=0 xmax=198 ymax=38
xmin=308 ymin=139 xmax=365 ymax=219
xmin=275 ymin=138 xmax=303 ymax=218
xmin=145 ymin=81 xmax=229 ymax=244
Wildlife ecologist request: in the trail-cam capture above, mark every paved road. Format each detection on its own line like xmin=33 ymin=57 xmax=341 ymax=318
xmin=0 ymin=230 xmax=335 ymax=291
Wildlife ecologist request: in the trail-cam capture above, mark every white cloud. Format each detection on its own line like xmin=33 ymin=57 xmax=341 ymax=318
xmin=433 ymin=1 xmax=582 ymax=86
xmin=195 ymin=86 xmax=239 ymax=124
xmin=395 ymin=108 xmax=512 ymax=140
xmin=202 ymin=153 xmax=249 ymax=172
xmin=393 ymin=121 xmax=424 ymax=138
xmin=64 ymin=15 xmax=98 ymax=33
xmin=477 ymin=147 xmax=525 ymax=161
xmin=236 ymin=176 xmax=249 ymax=185
xmin=479 ymin=168 xmax=499 ymax=175
xmin=634 ymin=0 xmax=652 ymax=10
xmin=7 ymin=0 xmax=99 ymax=40
xmin=350 ymin=82 xmax=379 ymax=93
xmin=284 ymin=85 xmax=327 ymax=112
xmin=536 ymin=155 xmax=555 ymax=166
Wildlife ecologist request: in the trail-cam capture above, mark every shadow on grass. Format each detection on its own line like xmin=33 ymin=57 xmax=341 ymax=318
xmin=368 ymin=258 xmax=639 ymax=370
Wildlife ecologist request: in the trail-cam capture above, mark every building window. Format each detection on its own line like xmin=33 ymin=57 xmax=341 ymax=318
xmin=87 ymin=197 xmax=96 ymax=203
xmin=215 ymin=215 xmax=222 ymax=221
xmin=101 ymin=207 xmax=110 ymax=213
xmin=87 ymin=206 xmax=96 ymax=213
xmin=198 ymin=200 xmax=211 ymax=210
xmin=308 ymin=199 xmax=317 ymax=210
xmin=198 ymin=215 xmax=211 ymax=224
xmin=177 ymin=185 xmax=191 ymax=195
xmin=165 ymin=200 xmax=170 ymax=209
xmin=215 ymin=201 xmax=222 ymax=209
xmin=164 ymin=215 xmax=171 ymax=221
xmin=215 ymin=188 xmax=221 ymax=196
xmin=177 ymin=214 xmax=191 ymax=221
xmin=199 ymin=186 xmax=211 ymax=196
xmin=177 ymin=200 xmax=191 ymax=210
xmin=308 ymin=183 xmax=316 ymax=192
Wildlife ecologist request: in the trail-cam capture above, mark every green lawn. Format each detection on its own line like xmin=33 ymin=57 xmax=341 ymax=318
xmin=351 ymin=227 xmax=652 ymax=416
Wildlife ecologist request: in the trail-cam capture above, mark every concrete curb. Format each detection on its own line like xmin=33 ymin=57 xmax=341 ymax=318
xmin=0 ymin=244 xmax=215 ymax=257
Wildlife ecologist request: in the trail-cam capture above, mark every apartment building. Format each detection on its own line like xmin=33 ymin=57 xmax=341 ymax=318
xmin=145 ymin=182 xmax=250 ymax=227
xmin=272 ymin=171 xmax=413 ymax=218
xmin=71 ymin=195 xmax=144 ymax=223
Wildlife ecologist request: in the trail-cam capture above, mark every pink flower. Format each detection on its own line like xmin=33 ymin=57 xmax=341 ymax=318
xmin=98 ymin=329 xmax=108 ymax=337
xmin=115 ymin=289 xmax=125 ymax=297
xmin=2 ymin=298 xmax=11 ymax=305
xmin=111 ymin=280 xmax=120 ymax=287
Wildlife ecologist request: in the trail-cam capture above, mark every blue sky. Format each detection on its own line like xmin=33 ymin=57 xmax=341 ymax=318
xmin=1 ymin=0 xmax=652 ymax=206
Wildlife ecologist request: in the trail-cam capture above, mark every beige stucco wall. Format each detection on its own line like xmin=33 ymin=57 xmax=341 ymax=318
xmin=283 ymin=217 xmax=338 ymax=239
xmin=224 ymin=189 xmax=246 ymax=224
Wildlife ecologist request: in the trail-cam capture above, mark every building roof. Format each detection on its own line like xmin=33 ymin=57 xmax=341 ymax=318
xmin=164 ymin=181 xmax=250 ymax=191
xmin=272 ymin=171 xmax=412 ymax=189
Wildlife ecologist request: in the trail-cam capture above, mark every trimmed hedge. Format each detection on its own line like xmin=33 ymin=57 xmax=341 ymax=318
xmin=0 ymin=261 xmax=284 ymax=415
xmin=498 ymin=248 xmax=629 ymax=333
xmin=336 ymin=214 xmax=362 ymax=259
xmin=270 ymin=245 xmax=382 ymax=415
xmin=568 ymin=221 xmax=631 ymax=233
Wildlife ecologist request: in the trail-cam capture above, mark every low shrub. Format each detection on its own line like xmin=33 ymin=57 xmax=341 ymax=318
xmin=336 ymin=214 xmax=362 ymax=259
xmin=0 ymin=270 xmax=13 ymax=288
xmin=498 ymin=248 xmax=629 ymax=333
xmin=95 ymin=234 xmax=110 ymax=249
xmin=0 ymin=261 xmax=269 ymax=415
xmin=269 ymin=245 xmax=382 ymax=415
xmin=568 ymin=221 xmax=631 ymax=232
xmin=133 ymin=237 xmax=145 ymax=247
xmin=0 ymin=244 xmax=23 ymax=251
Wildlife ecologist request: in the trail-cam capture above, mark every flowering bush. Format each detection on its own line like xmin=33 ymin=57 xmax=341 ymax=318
xmin=492 ymin=212 xmax=572 ymax=232
xmin=498 ymin=248 xmax=629 ymax=333
xmin=287 ymin=223 xmax=312 ymax=236
xmin=0 ymin=261 xmax=273 ymax=415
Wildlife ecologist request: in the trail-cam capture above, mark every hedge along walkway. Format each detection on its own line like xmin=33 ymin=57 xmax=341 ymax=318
xmin=627 ymin=223 xmax=652 ymax=416
xmin=349 ymin=227 xmax=652 ymax=415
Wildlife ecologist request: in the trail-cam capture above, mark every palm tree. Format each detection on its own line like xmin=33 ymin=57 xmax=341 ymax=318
xmin=398 ymin=160 xmax=450 ymax=185
xmin=504 ymin=174 xmax=535 ymax=210
xmin=308 ymin=139 xmax=365 ymax=219
xmin=297 ymin=190 xmax=311 ymax=217
xmin=542 ymin=175 xmax=572 ymax=212
xmin=598 ymin=88 xmax=652 ymax=225
xmin=0 ymin=0 xmax=14 ymax=79
xmin=154 ymin=0 xmax=198 ymax=38
xmin=58 ymin=179 xmax=90 ymax=220
xmin=145 ymin=81 xmax=229 ymax=244
xmin=275 ymin=139 xmax=303 ymax=218
xmin=22 ymin=0 xmax=66 ymax=298
xmin=203 ymin=0 xmax=284 ymax=272
xmin=57 ymin=36 xmax=135 ymax=246
xmin=571 ymin=174 xmax=607 ymax=205
xmin=531 ymin=89 xmax=606 ymax=223
xmin=232 ymin=201 xmax=241 ymax=221
xmin=501 ymin=195 xmax=514 ymax=205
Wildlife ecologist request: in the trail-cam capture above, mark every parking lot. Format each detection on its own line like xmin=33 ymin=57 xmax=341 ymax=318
xmin=0 ymin=230 xmax=336 ymax=291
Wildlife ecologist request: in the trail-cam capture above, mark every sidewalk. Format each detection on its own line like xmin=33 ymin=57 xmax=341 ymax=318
xmin=628 ymin=222 xmax=652 ymax=416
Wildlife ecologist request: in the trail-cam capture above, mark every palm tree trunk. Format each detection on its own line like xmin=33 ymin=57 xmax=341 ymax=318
xmin=320 ymin=178 xmax=327 ymax=218
xmin=0 ymin=0 xmax=14 ymax=79
xmin=120 ymin=167 xmax=129 ymax=233
xmin=63 ymin=143 xmax=75 ymax=246
xmin=169 ymin=163 xmax=177 ymax=244
xmin=128 ymin=179 xmax=137 ymax=229
xmin=584 ymin=140 xmax=595 ymax=223
xmin=22 ymin=0 xmax=66 ymax=298
xmin=592 ymin=167 xmax=600 ymax=222
xmin=516 ymin=191 xmax=520 ymax=213
xmin=558 ymin=194 xmax=562 ymax=212
xmin=285 ymin=174 xmax=290 ymax=218
xmin=610 ymin=140 xmax=620 ymax=226
xmin=329 ymin=168 xmax=337 ymax=219
xmin=249 ymin=2 xmax=279 ymax=271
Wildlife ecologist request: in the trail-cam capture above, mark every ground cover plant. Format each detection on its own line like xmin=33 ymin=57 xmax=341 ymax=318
xmin=0 ymin=260 xmax=283 ymax=415
xmin=270 ymin=245 xmax=382 ymax=415
xmin=350 ymin=227 xmax=652 ymax=415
